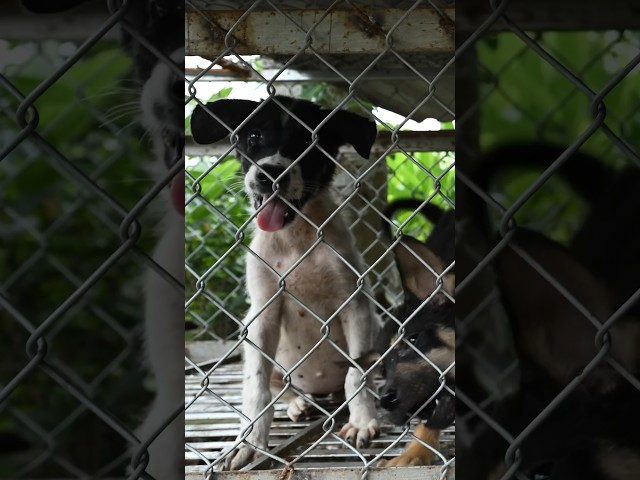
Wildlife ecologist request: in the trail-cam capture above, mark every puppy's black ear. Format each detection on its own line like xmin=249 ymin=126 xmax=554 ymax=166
xmin=394 ymin=236 xmax=454 ymax=302
xmin=190 ymin=99 xmax=260 ymax=145
xmin=496 ymin=229 xmax=638 ymax=391
xmin=328 ymin=110 xmax=377 ymax=159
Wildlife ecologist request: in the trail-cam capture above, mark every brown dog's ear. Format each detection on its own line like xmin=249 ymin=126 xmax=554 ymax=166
xmin=325 ymin=109 xmax=377 ymax=159
xmin=496 ymin=229 xmax=638 ymax=390
xmin=394 ymin=236 xmax=454 ymax=302
xmin=190 ymin=99 xmax=260 ymax=145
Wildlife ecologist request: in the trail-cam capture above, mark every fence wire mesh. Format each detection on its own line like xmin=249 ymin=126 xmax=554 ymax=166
xmin=456 ymin=6 xmax=640 ymax=480
xmin=3 ymin=1 xmax=639 ymax=480
xmin=184 ymin=1 xmax=455 ymax=479
xmin=1 ymin=1 xmax=184 ymax=478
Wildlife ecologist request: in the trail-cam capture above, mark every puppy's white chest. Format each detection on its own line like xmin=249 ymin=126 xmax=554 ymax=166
xmin=248 ymin=235 xmax=357 ymax=394
xmin=274 ymin=246 xmax=351 ymax=303
xmin=250 ymin=213 xmax=359 ymax=303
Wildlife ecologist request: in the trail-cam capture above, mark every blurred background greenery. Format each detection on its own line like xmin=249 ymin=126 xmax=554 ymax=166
xmin=1 ymin=39 xmax=156 ymax=476
xmin=476 ymin=30 xmax=640 ymax=243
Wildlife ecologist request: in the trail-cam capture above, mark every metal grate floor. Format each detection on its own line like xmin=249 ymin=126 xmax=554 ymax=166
xmin=185 ymin=360 xmax=455 ymax=477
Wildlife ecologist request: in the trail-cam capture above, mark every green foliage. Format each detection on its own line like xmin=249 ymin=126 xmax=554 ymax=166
xmin=1 ymin=41 xmax=153 ymax=476
xmin=386 ymin=151 xmax=455 ymax=241
xmin=477 ymin=30 xmax=639 ymax=243
xmin=479 ymin=30 xmax=640 ymax=155
xmin=185 ymin=156 xmax=249 ymax=339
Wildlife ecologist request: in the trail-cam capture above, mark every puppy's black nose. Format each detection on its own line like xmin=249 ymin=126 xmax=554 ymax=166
xmin=380 ymin=389 xmax=399 ymax=410
xmin=256 ymin=165 xmax=288 ymax=189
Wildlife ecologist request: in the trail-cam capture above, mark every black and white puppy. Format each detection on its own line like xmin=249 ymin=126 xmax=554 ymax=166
xmin=191 ymin=96 xmax=380 ymax=470
xmin=135 ymin=45 xmax=185 ymax=480
xmin=123 ymin=2 xmax=185 ymax=479
xmin=19 ymin=1 xmax=185 ymax=478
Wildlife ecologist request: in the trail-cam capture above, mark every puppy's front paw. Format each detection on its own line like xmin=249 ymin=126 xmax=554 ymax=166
xmin=287 ymin=396 xmax=314 ymax=421
xmin=338 ymin=418 xmax=380 ymax=448
xmin=222 ymin=444 xmax=261 ymax=470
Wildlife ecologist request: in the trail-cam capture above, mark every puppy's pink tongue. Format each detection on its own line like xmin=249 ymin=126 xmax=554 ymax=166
xmin=257 ymin=197 xmax=288 ymax=232
xmin=171 ymin=169 xmax=185 ymax=216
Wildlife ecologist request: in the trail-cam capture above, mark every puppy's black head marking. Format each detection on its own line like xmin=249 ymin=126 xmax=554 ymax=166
xmin=190 ymin=96 xmax=377 ymax=231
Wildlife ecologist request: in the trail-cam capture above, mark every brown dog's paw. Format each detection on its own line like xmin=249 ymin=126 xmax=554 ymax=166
xmin=378 ymin=425 xmax=440 ymax=467
xmin=339 ymin=418 xmax=380 ymax=448
xmin=377 ymin=449 xmax=434 ymax=467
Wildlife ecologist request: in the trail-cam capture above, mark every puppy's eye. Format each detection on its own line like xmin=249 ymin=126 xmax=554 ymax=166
xmin=398 ymin=333 xmax=419 ymax=357
xmin=247 ymin=129 xmax=263 ymax=147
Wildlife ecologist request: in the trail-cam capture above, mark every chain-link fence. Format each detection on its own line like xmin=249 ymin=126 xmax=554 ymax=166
xmin=1 ymin=1 xmax=184 ymax=478
xmin=184 ymin=1 xmax=455 ymax=479
xmin=4 ymin=1 xmax=638 ymax=480
xmin=456 ymin=4 xmax=640 ymax=479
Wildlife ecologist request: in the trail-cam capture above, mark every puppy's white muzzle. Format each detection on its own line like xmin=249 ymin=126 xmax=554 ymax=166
xmin=245 ymin=154 xmax=303 ymax=232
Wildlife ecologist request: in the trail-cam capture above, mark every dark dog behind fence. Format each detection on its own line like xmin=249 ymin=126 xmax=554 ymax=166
xmin=457 ymin=53 xmax=640 ymax=480
xmin=373 ymin=201 xmax=455 ymax=467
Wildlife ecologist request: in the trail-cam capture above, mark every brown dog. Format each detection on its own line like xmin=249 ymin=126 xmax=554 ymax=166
xmin=378 ymin=236 xmax=455 ymax=466
xmin=364 ymin=200 xmax=455 ymax=466
xmin=461 ymin=227 xmax=640 ymax=479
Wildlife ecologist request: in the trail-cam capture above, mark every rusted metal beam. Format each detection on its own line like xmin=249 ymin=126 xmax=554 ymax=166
xmin=185 ymin=7 xmax=455 ymax=57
